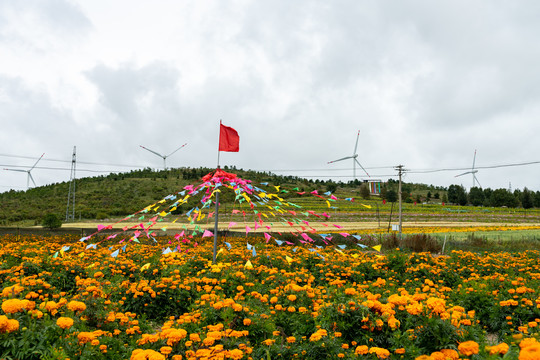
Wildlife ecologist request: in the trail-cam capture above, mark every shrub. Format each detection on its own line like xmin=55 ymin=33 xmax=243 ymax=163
xmin=42 ymin=214 xmax=62 ymax=229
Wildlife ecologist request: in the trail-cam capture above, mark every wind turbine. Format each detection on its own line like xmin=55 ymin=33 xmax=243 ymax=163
xmin=140 ymin=143 xmax=187 ymax=170
xmin=455 ymin=149 xmax=481 ymax=188
xmin=4 ymin=153 xmax=45 ymax=190
xmin=328 ymin=130 xmax=370 ymax=179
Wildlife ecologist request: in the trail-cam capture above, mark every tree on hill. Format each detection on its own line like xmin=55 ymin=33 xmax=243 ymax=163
xmin=468 ymin=187 xmax=484 ymax=206
xmin=359 ymin=183 xmax=370 ymax=200
xmin=386 ymin=189 xmax=398 ymax=203
xmin=521 ymin=188 xmax=534 ymax=209
xmin=448 ymin=185 xmax=468 ymax=205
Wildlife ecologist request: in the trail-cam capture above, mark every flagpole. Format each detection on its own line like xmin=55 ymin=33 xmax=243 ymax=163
xmin=213 ymin=120 xmax=221 ymax=264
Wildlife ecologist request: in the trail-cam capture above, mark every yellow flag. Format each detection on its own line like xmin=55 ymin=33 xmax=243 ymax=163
xmin=361 ymin=204 xmax=372 ymax=209
xmin=140 ymin=263 xmax=151 ymax=272
xmin=326 ymin=200 xmax=331 ymax=208
xmin=274 ymin=186 xmax=280 ymax=191
xmin=285 ymin=256 xmax=293 ymax=265
xmin=351 ymin=254 xmax=359 ymax=258
xmin=372 ymin=245 xmax=382 ymax=252
xmin=244 ymin=260 xmax=253 ymax=269
xmin=335 ymin=249 xmax=345 ymax=255
xmin=78 ymin=252 xmax=85 ymax=258
xmin=159 ymin=211 xmax=167 ymax=217
xmin=216 ymin=248 xmax=224 ymax=258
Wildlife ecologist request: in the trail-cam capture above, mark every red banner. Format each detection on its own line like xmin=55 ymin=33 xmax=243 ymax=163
xmin=219 ymin=122 xmax=239 ymax=152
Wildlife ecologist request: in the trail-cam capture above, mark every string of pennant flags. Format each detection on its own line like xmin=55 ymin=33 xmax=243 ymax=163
xmin=56 ymin=168 xmax=382 ymax=261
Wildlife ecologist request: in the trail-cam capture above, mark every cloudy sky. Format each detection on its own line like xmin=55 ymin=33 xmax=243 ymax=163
xmin=1 ymin=0 xmax=540 ymax=192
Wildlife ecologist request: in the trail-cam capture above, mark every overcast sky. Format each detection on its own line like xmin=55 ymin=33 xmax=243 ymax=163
xmin=1 ymin=0 xmax=540 ymax=193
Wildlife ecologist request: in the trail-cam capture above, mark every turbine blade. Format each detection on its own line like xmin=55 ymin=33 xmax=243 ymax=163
xmin=353 ymin=130 xmax=360 ymax=155
xmin=355 ymin=158 xmax=370 ymax=177
xmin=30 ymin=153 xmax=45 ymax=171
xmin=473 ymin=174 xmax=482 ymax=188
xmin=472 ymin=149 xmax=477 ymax=170
xmin=353 ymin=158 xmax=356 ymax=179
xmin=140 ymin=145 xmax=164 ymax=159
xmin=3 ymin=168 xmax=27 ymax=173
xmin=455 ymin=171 xmax=473 ymax=177
xmin=166 ymin=143 xmax=188 ymax=157
xmin=328 ymin=156 xmax=353 ymax=164
xmin=29 ymin=173 xmax=36 ymax=187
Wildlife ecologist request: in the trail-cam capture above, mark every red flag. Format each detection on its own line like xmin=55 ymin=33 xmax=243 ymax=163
xmin=219 ymin=122 xmax=239 ymax=152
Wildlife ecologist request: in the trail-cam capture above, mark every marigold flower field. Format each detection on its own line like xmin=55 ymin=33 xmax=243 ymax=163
xmin=1 ymin=234 xmax=540 ymax=359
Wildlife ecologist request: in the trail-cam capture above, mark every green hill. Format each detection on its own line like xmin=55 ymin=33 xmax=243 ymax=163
xmin=0 ymin=167 xmax=359 ymax=225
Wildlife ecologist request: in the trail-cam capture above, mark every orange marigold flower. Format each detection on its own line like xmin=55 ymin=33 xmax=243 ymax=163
xmin=355 ymin=345 xmax=369 ymax=355
xmin=243 ymin=318 xmax=251 ymax=326
xmin=2 ymin=299 xmax=24 ymax=314
xmin=228 ymin=349 xmax=243 ymax=360
xmin=160 ymin=346 xmax=173 ymax=355
xmin=56 ymin=317 xmax=74 ymax=330
xmin=287 ymin=336 xmax=296 ymax=343
xmin=458 ymin=341 xmax=479 ymax=356
xmin=5 ymin=319 xmax=19 ymax=333
xmin=489 ymin=343 xmax=509 ymax=355
xmin=519 ymin=343 xmax=540 ymax=360
xmin=67 ymin=301 xmax=86 ymax=312
xmin=369 ymin=347 xmax=390 ymax=359
xmin=440 ymin=349 xmax=459 ymax=360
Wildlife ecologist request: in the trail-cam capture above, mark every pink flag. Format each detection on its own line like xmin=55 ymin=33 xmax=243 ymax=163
xmin=264 ymin=233 xmax=272 ymax=243
xmin=246 ymin=226 xmax=252 ymax=234
xmin=228 ymin=222 xmax=237 ymax=229
xmin=202 ymin=230 xmax=213 ymax=238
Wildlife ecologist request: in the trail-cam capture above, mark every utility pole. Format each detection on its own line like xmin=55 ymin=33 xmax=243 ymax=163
xmin=65 ymin=146 xmax=77 ymax=222
xmin=395 ymin=165 xmax=405 ymax=240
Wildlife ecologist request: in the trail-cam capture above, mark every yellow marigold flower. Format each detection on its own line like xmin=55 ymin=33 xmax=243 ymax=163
xmin=56 ymin=317 xmax=74 ymax=330
xmin=263 ymin=339 xmax=275 ymax=346
xmin=458 ymin=341 xmax=479 ymax=356
xmin=2 ymin=299 xmax=24 ymax=314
